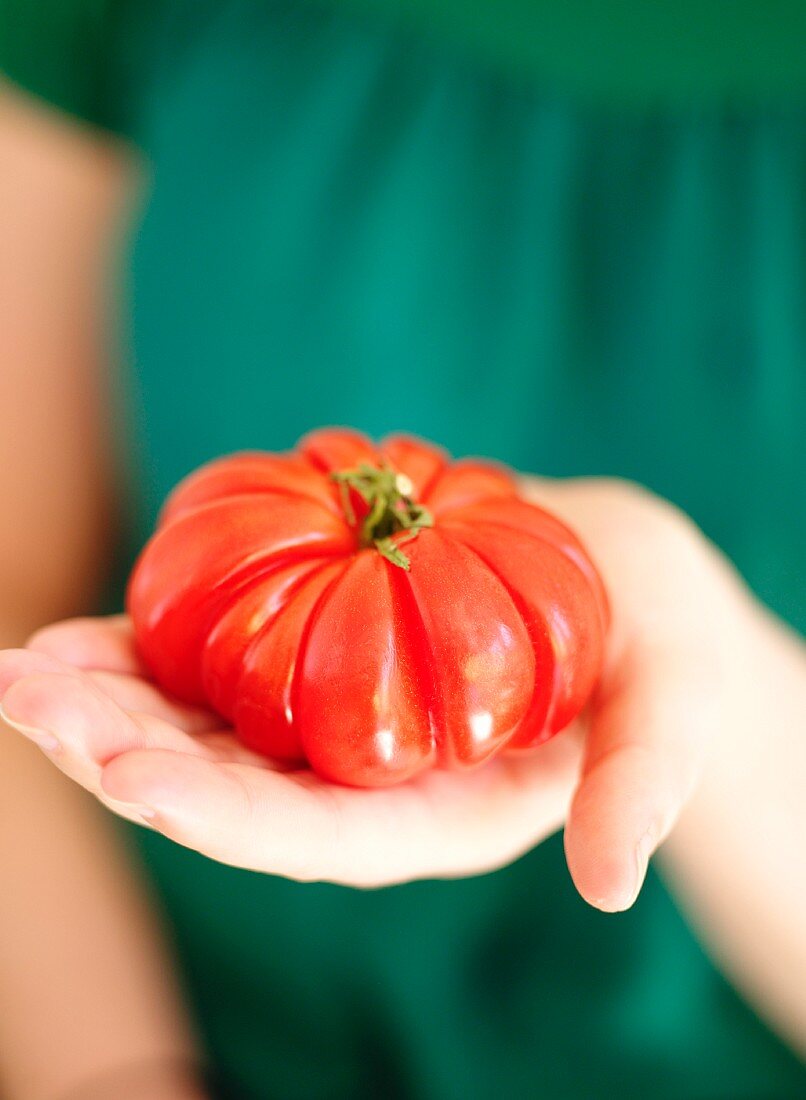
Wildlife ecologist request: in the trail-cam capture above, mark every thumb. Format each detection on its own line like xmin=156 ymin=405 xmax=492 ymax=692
xmin=564 ymin=642 xmax=719 ymax=912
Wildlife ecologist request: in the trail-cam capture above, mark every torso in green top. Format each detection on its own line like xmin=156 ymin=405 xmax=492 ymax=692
xmin=3 ymin=2 xmax=805 ymax=1096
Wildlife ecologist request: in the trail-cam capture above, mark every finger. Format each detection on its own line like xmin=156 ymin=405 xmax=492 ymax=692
xmin=192 ymin=729 xmax=294 ymax=767
xmin=0 ymin=648 xmax=219 ymax=735
xmin=564 ymin=645 xmax=718 ymax=912
xmin=28 ymin=615 xmax=146 ymax=676
xmin=413 ymin=727 xmax=583 ymax=880
xmin=88 ymin=670 xmax=219 ymax=733
xmin=0 ymin=648 xmax=78 ymax=697
xmin=100 ymin=749 xmax=343 ymax=879
xmin=100 ymin=728 xmax=583 ymax=885
xmin=0 ymin=673 xmax=214 ymax=794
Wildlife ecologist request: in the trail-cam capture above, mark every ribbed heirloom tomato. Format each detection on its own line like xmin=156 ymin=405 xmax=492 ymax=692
xmin=127 ymin=428 xmax=609 ymax=787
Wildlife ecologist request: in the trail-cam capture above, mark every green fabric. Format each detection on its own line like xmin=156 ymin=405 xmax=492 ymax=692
xmin=4 ymin=1 xmax=806 ymax=1097
xmin=343 ymin=0 xmax=806 ymax=103
xmin=5 ymin=0 xmax=806 ymax=119
xmin=0 ymin=0 xmax=130 ymax=132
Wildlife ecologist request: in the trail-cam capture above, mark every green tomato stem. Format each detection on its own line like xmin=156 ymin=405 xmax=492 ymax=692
xmin=331 ymin=463 xmax=433 ymax=570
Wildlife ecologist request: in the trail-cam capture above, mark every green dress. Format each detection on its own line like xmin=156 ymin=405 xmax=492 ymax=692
xmin=3 ymin=2 xmax=805 ymax=1096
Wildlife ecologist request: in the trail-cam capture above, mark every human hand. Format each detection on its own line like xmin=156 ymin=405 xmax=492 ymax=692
xmin=0 ymin=478 xmax=753 ymax=910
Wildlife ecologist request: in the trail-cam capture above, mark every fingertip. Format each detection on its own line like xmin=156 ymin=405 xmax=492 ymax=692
xmin=101 ymin=748 xmax=196 ymax=807
xmin=28 ymin=616 xmax=145 ymax=675
xmin=0 ymin=649 xmax=68 ymax=699
xmin=1 ymin=671 xmax=152 ymax=771
xmin=0 ymin=670 xmax=78 ymax=731
xmin=28 ymin=619 xmax=98 ymax=657
xmin=101 ymin=751 xmax=340 ymax=879
xmin=565 ymin=826 xmax=644 ymax=913
xmin=0 ymin=647 xmax=33 ymax=665
xmin=564 ymin=758 xmax=663 ymax=913
xmin=101 ymin=749 xmax=265 ymax=865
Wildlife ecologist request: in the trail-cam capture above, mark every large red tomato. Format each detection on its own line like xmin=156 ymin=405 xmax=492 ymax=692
xmin=127 ymin=428 xmax=608 ymax=787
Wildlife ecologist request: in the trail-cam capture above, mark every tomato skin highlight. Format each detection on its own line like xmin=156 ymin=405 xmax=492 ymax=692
xmin=445 ymin=496 xmax=610 ymax=636
xmin=159 ymin=453 xmax=340 ymax=526
xmin=127 ymin=428 xmax=608 ymax=786
xmin=402 ymin=530 xmax=535 ymax=767
xmin=233 ymin=562 xmax=347 ymax=762
xmin=126 ymin=492 xmax=354 ymax=703
xmin=200 ymin=558 xmax=327 ymax=720
xmin=297 ymin=553 xmax=436 ymax=786
xmin=444 ymin=521 xmax=603 ymax=741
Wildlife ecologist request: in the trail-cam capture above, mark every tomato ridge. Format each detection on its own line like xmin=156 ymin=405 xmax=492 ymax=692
xmin=203 ymin=556 xmax=335 ymax=721
xmin=287 ymin=557 xmax=354 ymax=756
xmin=442 ymin=525 xmax=559 ymax=748
xmin=159 ymin=486 xmax=344 ymax=530
xmin=443 ymin=500 xmax=610 ymax=636
xmin=387 ymin=561 xmax=445 ymax=765
xmin=443 ymin=514 xmax=606 ymax=737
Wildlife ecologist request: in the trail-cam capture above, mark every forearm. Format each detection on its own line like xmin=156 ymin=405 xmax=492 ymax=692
xmin=0 ymin=617 xmax=206 ymax=1100
xmin=0 ymin=90 xmax=207 ymax=1099
xmin=660 ymin=601 xmax=806 ymax=1055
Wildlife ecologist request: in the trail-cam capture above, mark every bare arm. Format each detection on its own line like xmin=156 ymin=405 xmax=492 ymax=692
xmin=0 ymin=85 xmax=205 ymax=1100
xmin=662 ymin=607 xmax=806 ymax=1057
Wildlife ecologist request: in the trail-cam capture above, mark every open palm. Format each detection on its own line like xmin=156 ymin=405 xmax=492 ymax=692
xmin=0 ymin=477 xmax=739 ymax=910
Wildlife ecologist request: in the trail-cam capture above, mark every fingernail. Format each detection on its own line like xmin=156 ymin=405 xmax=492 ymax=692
xmin=134 ymin=805 xmax=157 ymax=821
xmin=106 ymin=797 xmax=157 ymax=823
xmin=0 ymin=703 xmax=61 ymax=754
xmin=630 ymin=826 xmax=657 ymax=903
xmin=100 ymin=777 xmax=158 ymax=822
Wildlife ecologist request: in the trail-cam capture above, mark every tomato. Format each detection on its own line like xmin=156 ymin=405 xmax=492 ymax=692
xmin=127 ymin=428 xmax=609 ymax=787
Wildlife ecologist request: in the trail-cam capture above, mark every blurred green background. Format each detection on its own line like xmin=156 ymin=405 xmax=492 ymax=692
xmin=2 ymin=1 xmax=805 ymax=1096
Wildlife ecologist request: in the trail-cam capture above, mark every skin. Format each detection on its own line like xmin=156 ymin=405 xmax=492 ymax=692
xmin=0 ymin=81 xmax=804 ymax=1087
xmin=0 ymin=86 xmax=206 ymax=1100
